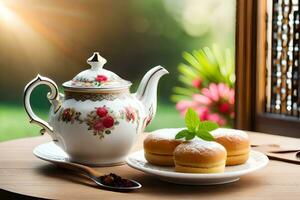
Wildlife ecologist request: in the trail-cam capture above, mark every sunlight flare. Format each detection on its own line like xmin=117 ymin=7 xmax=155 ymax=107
xmin=0 ymin=1 xmax=17 ymax=24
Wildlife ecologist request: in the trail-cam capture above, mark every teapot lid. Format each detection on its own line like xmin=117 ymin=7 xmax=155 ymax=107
xmin=62 ymin=52 xmax=131 ymax=91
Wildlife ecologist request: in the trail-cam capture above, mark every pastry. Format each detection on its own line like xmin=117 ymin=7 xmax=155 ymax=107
xmin=211 ymin=128 xmax=250 ymax=165
xmin=144 ymin=128 xmax=183 ymax=166
xmin=174 ymin=140 xmax=227 ymax=173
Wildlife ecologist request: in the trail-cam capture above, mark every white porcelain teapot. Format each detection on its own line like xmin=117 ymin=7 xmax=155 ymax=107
xmin=24 ymin=52 xmax=168 ymax=166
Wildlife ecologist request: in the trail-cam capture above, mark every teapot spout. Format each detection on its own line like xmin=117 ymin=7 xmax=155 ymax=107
xmin=135 ymin=66 xmax=169 ymax=127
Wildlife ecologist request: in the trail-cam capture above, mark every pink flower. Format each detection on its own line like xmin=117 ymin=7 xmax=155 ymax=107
xmin=175 ymin=83 xmax=234 ymax=126
xmin=96 ymin=75 xmax=108 ymax=82
xmin=202 ymin=83 xmax=220 ymax=102
xmin=192 ymin=78 xmax=202 ymax=89
xmin=193 ymin=94 xmax=212 ymax=105
xmin=197 ymin=107 xmax=209 ymax=121
xmin=176 ymin=100 xmax=196 ymax=116
xmin=208 ymin=113 xmax=227 ymax=126
xmin=219 ymin=103 xmax=230 ymax=113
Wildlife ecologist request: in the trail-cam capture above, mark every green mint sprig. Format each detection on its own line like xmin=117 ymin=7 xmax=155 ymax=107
xmin=175 ymin=108 xmax=218 ymax=141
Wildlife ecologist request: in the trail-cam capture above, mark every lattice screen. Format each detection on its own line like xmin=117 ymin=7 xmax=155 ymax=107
xmin=266 ymin=0 xmax=300 ymax=117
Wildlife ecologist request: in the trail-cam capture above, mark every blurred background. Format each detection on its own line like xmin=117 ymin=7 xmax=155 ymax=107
xmin=0 ymin=0 xmax=236 ymax=141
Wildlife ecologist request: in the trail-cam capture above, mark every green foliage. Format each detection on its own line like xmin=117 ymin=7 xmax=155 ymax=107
xmin=196 ymin=130 xmax=214 ymax=141
xmin=198 ymin=121 xmax=219 ymax=131
xmin=185 ymin=108 xmax=200 ymax=132
xmin=171 ymin=45 xmax=235 ymax=102
xmin=0 ymin=104 xmax=48 ymax=142
xmin=175 ymin=129 xmax=190 ymax=139
xmin=175 ymin=108 xmax=217 ymax=141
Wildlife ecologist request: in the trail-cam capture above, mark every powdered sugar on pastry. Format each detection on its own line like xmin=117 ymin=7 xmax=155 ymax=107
xmin=174 ymin=140 xmax=226 ymax=155
xmin=211 ymin=128 xmax=249 ymax=141
xmin=147 ymin=128 xmax=185 ymax=141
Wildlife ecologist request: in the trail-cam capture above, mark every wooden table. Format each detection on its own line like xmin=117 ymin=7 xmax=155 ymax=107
xmin=0 ymin=131 xmax=299 ymax=200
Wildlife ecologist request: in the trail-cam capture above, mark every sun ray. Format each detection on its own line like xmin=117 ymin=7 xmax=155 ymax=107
xmin=0 ymin=0 xmax=91 ymax=66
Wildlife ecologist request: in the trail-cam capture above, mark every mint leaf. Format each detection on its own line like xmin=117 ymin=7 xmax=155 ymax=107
xmin=175 ymin=129 xmax=189 ymax=139
xmin=198 ymin=121 xmax=219 ymax=131
xmin=196 ymin=130 xmax=215 ymax=141
xmin=185 ymin=108 xmax=200 ymax=131
xmin=185 ymin=131 xmax=195 ymax=140
xmin=177 ymin=108 xmax=218 ymax=142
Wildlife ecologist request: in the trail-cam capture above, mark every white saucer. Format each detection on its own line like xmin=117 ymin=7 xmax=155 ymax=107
xmin=33 ymin=142 xmax=69 ymax=163
xmin=126 ymin=150 xmax=269 ymax=185
xmin=34 ymin=142 xmax=269 ymax=186
xmin=33 ymin=142 xmax=125 ymax=166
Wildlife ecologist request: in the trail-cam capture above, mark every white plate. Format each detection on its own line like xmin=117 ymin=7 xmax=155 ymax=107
xmin=126 ymin=150 xmax=269 ymax=185
xmin=33 ymin=142 xmax=69 ymax=163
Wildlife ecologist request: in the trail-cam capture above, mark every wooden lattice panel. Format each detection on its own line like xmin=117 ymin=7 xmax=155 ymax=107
xmin=266 ymin=0 xmax=300 ymax=117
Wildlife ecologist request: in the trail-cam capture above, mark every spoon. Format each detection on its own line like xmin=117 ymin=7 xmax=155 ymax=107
xmin=251 ymin=144 xmax=300 ymax=153
xmin=296 ymin=151 xmax=300 ymax=159
xmin=49 ymin=159 xmax=142 ymax=191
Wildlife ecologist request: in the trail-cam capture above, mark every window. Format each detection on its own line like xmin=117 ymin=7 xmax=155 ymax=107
xmin=266 ymin=0 xmax=299 ymax=117
xmin=235 ymin=0 xmax=300 ymax=137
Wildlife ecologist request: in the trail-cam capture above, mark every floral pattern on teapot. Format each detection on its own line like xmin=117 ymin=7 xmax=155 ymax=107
xmin=23 ymin=52 xmax=169 ymax=165
xmin=58 ymin=105 xmax=140 ymax=139
xmin=119 ymin=106 xmax=141 ymax=133
xmin=70 ymin=74 xmax=111 ymax=88
xmin=85 ymin=106 xmax=119 ymax=138
xmin=58 ymin=108 xmax=83 ymax=124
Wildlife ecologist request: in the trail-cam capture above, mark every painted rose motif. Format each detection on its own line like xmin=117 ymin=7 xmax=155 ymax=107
xmin=94 ymin=75 xmax=108 ymax=87
xmin=70 ymin=75 xmax=109 ymax=88
xmin=71 ymin=77 xmax=94 ymax=87
xmin=145 ymin=116 xmax=152 ymax=127
xmin=58 ymin=105 xmax=142 ymax=139
xmin=143 ymin=104 xmax=154 ymax=129
xmin=95 ymin=75 xmax=108 ymax=82
xmin=119 ymin=106 xmax=140 ymax=133
xmin=58 ymin=108 xmax=82 ymax=124
xmin=125 ymin=107 xmax=136 ymax=122
xmin=120 ymin=106 xmax=139 ymax=123
xmin=85 ymin=106 xmax=119 ymax=139
xmin=96 ymin=107 xmax=108 ymax=117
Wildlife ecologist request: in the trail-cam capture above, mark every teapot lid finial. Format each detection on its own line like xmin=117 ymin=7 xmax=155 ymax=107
xmin=87 ymin=52 xmax=107 ymax=70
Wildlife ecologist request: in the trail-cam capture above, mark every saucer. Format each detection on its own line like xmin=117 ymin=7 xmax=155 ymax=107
xmin=33 ymin=142 xmax=69 ymax=163
xmin=126 ymin=150 xmax=269 ymax=185
xmin=33 ymin=142 xmax=125 ymax=166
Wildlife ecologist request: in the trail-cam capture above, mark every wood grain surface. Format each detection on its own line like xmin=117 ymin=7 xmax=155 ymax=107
xmin=0 ymin=131 xmax=299 ymax=200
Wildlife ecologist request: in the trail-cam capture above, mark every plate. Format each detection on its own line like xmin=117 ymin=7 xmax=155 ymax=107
xmin=126 ymin=150 xmax=269 ymax=185
xmin=33 ymin=142 xmax=69 ymax=163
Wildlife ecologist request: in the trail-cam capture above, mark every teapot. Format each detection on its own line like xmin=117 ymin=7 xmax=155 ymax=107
xmin=23 ymin=52 xmax=168 ymax=166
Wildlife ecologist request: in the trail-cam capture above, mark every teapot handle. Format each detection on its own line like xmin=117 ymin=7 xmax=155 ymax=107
xmin=23 ymin=75 xmax=62 ymax=139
